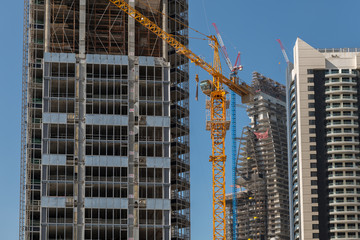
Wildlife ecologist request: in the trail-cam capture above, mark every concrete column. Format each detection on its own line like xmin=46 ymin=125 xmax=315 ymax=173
xmin=76 ymin=0 xmax=86 ymax=240
xmin=128 ymin=0 xmax=138 ymax=239
xmin=44 ymin=0 xmax=51 ymax=52
xmin=162 ymin=0 xmax=168 ymax=61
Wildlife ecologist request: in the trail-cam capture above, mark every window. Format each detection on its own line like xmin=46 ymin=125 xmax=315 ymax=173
xmin=310 ymin=145 xmax=316 ymax=151
xmin=308 ymin=86 xmax=314 ymax=91
xmin=342 ymin=69 xmax=349 ymax=73
xmin=345 ymin=162 xmax=353 ymax=167
xmin=337 ymin=224 xmax=345 ymax=230
xmin=310 ymin=154 xmax=317 ymax=159
xmin=312 ymin=215 xmax=319 ymax=221
xmin=346 ymin=180 xmax=354 ymax=185
xmin=312 ymin=206 xmax=318 ymax=212
xmin=308 ymin=78 xmax=314 ymax=83
xmin=311 ymin=180 xmax=318 ymax=185
xmin=337 ymin=206 xmax=344 ymax=211
xmin=311 ymin=189 xmax=318 ymax=194
xmin=336 ymin=189 xmax=344 ymax=194
xmin=312 ymin=233 xmax=319 ymax=238
xmin=348 ymin=232 xmax=356 ymax=238
xmin=332 ymin=110 xmax=340 ymax=116
xmin=312 ymin=198 xmax=318 ymax=203
xmin=308 ymin=94 xmax=314 ymax=100
xmin=312 ymin=224 xmax=319 ymax=229
xmin=309 ymin=111 xmax=315 ymax=117
xmin=308 ymin=103 xmax=315 ymax=108
xmin=331 ymin=69 xmax=339 ymax=74
xmin=309 ymin=120 xmax=316 ymax=125
xmin=310 ymin=137 xmax=316 ymax=142
xmin=307 ymin=69 xmax=314 ymax=74
xmin=335 ymin=180 xmax=343 ymax=185
xmin=335 ymin=163 xmax=342 ymax=168
xmin=311 ymin=163 xmax=317 ymax=168
xmin=337 ymin=233 xmax=345 ymax=238
xmin=334 ymin=128 xmax=341 ymax=133
xmin=311 ymin=171 xmax=317 ymax=177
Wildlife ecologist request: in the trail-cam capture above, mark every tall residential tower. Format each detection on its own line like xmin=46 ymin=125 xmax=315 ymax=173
xmin=288 ymin=38 xmax=360 ymax=240
xmin=20 ymin=1 xmax=190 ymax=239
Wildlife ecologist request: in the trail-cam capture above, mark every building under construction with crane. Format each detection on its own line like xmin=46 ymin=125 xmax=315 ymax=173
xmin=226 ymin=72 xmax=290 ymax=240
xmin=20 ymin=0 xmax=190 ymax=239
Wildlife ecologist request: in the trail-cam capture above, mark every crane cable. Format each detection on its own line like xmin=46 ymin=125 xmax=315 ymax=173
xmin=201 ymin=0 xmax=211 ymax=35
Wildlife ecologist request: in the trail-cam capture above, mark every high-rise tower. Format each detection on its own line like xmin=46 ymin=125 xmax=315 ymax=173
xmin=20 ymin=1 xmax=190 ymax=239
xmin=288 ymin=38 xmax=360 ymax=240
xmin=226 ymin=72 xmax=290 ymax=240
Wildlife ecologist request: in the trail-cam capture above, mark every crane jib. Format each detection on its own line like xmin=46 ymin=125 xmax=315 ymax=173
xmin=109 ymin=0 xmax=252 ymax=100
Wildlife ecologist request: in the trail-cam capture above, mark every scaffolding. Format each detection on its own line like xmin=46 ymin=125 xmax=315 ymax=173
xmin=20 ymin=0 xmax=30 ymax=239
xmin=168 ymin=1 xmax=190 ymax=239
xmin=251 ymin=72 xmax=286 ymax=102
xmin=20 ymin=0 xmax=190 ymax=239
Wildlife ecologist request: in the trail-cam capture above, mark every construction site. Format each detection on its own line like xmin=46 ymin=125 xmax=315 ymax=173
xmin=21 ymin=0 xmax=189 ymax=239
xmin=19 ymin=1 xmax=360 ymax=240
xmin=226 ymin=72 xmax=289 ymax=240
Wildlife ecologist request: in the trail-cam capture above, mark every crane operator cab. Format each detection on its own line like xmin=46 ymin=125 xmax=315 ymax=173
xmin=200 ymin=80 xmax=214 ymax=96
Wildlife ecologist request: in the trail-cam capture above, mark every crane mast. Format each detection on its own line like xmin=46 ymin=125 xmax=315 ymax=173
xmin=108 ymin=1 xmax=253 ymax=239
xmin=212 ymin=22 xmax=244 ymax=240
xmin=209 ymin=41 xmax=227 ymax=240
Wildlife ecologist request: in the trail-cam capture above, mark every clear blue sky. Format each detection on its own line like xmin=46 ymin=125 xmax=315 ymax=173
xmin=0 ymin=0 xmax=359 ymax=239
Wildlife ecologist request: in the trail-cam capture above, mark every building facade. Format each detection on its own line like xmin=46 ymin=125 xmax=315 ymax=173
xmin=288 ymin=38 xmax=360 ymax=240
xmin=20 ymin=0 xmax=190 ymax=239
xmin=226 ymin=72 xmax=289 ymax=240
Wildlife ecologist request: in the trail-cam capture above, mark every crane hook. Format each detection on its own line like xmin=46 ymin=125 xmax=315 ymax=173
xmin=195 ymin=74 xmax=199 ymax=101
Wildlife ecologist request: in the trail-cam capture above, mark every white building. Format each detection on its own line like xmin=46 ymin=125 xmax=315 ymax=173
xmin=288 ymin=38 xmax=360 ymax=240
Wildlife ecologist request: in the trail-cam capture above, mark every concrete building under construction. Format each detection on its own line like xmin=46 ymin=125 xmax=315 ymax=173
xmin=226 ymin=72 xmax=290 ymax=240
xmin=20 ymin=0 xmax=190 ymax=239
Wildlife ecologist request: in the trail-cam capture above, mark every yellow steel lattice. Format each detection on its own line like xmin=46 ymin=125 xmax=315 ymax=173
xmin=109 ymin=0 xmax=252 ymax=98
xmin=209 ymin=89 xmax=227 ymax=240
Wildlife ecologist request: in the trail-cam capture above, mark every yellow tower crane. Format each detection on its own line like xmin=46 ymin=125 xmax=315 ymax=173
xmin=108 ymin=1 xmax=253 ymax=239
